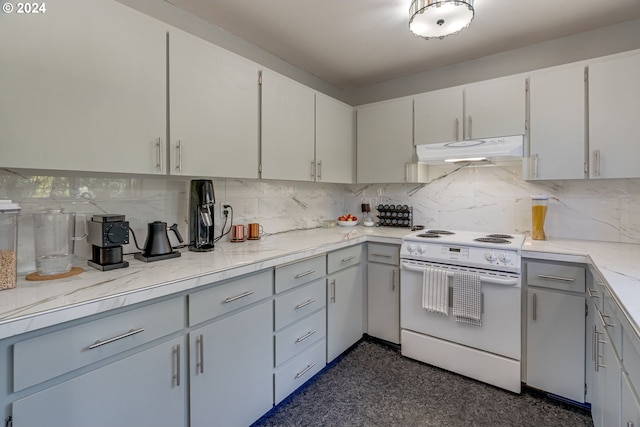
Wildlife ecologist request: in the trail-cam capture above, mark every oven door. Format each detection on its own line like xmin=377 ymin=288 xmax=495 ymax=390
xmin=400 ymin=259 xmax=521 ymax=360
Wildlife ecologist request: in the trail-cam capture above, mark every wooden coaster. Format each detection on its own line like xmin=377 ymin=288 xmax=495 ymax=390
xmin=26 ymin=267 xmax=84 ymax=281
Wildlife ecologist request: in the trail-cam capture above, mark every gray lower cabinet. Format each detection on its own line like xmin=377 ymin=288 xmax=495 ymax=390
xmin=524 ymin=260 xmax=586 ymax=403
xmin=12 ymin=336 xmax=187 ymax=427
xmin=188 ymin=269 xmax=274 ymax=427
xmin=366 ymin=243 xmax=400 ymax=344
xmin=327 ymin=245 xmax=364 ymax=362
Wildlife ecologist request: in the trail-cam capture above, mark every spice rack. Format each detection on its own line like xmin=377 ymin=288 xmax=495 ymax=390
xmin=376 ymin=204 xmax=412 ymax=227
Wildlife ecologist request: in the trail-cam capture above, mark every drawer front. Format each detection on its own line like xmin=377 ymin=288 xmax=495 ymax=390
xmin=275 ymin=309 xmax=326 ymax=366
xmin=275 ymin=256 xmax=326 ymax=294
xmin=327 ymin=245 xmax=362 ymax=274
xmin=602 ymin=287 xmax=623 ymax=357
xmin=367 ymin=243 xmax=399 ymax=265
xmin=13 ymin=297 xmax=184 ymax=392
xmin=275 ymin=279 xmax=326 ymax=330
xmin=526 ymin=261 xmax=585 ymax=293
xmin=189 ymin=269 xmax=273 ymax=326
xmin=274 ymin=339 xmax=326 ymax=404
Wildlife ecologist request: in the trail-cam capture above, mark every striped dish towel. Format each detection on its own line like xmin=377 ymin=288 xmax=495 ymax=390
xmin=422 ymin=267 xmax=449 ymax=315
xmin=453 ymin=272 xmax=482 ymax=326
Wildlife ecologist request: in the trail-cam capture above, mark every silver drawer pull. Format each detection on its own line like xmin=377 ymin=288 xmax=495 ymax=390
xmin=88 ymin=327 xmax=145 ymax=350
xmin=587 ymin=288 xmax=600 ymax=298
xmin=223 ymin=290 xmax=255 ymax=304
xmin=295 ymin=270 xmax=316 ymax=279
xmin=295 ymin=362 xmax=316 ymax=379
xmin=173 ymin=344 xmax=181 ymax=387
xmin=341 ymin=256 xmax=356 ymax=263
xmin=537 ymin=274 xmax=575 ymax=282
xmin=598 ymin=311 xmax=616 ymax=328
xmin=295 ymin=299 xmax=316 ymax=310
xmin=372 ymin=253 xmax=392 ymax=258
xmin=295 ymin=330 xmax=317 ymax=343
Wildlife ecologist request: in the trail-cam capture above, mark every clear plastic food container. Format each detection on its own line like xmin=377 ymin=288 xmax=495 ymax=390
xmin=531 ymin=195 xmax=548 ymax=240
xmin=0 ymin=200 xmax=21 ymax=290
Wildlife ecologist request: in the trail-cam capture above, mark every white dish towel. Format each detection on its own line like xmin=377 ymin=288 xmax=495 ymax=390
xmin=422 ymin=267 xmax=449 ymax=315
xmin=453 ymin=272 xmax=482 ymax=326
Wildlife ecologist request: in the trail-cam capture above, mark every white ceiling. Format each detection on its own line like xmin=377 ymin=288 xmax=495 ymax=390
xmin=165 ymin=0 xmax=640 ymax=90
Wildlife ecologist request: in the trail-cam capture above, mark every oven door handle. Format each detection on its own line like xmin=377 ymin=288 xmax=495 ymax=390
xmin=401 ymin=261 xmax=519 ymax=286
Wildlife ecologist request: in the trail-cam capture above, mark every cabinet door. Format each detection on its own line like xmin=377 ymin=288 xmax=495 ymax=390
xmin=0 ymin=0 xmax=167 ymax=174
xmin=315 ymin=94 xmax=355 ymax=183
xmin=528 ymin=65 xmax=586 ymax=180
xmin=169 ymin=30 xmax=259 ymax=178
xmin=12 ymin=337 xmax=186 ymax=427
xmin=526 ymin=288 xmax=585 ymax=402
xmin=356 ymin=98 xmax=414 ymax=183
xmin=327 ymin=265 xmax=364 ymax=362
xmin=592 ymin=312 xmax=622 ymax=427
xmin=623 ymin=372 xmax=640 ymax=427
xmin=261 ymin=69 xmax=315 ymax=181
xmin=464 ymin=76 xmax=526 ymax=140
xmin=190 ymin=301 xmax=273 ymax=427
xmin=414 ymin=87 xmax=464 ymax=145
xmin=589 ymin=52 xmax=640 ymax=179
xmin=367 ymin=263 xmax=400 ymax=344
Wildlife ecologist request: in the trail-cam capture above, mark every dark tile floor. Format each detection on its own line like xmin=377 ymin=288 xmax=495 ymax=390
xmin=253 ymin=338 xmax=593 ymax=427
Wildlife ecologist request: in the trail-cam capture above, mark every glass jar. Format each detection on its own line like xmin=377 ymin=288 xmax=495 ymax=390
xmin=0 ymin=200 xmax=21 ymax=290
xmin=531 ymin=195 xmax=549 ymax=240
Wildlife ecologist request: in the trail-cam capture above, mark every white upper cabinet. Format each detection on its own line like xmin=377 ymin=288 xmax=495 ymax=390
xmin=464 ymin=76 xmax=526 ymax=140
xmin=261 ymin=69 xmax=316 ymax=181
xmin=315 ymin=94 xmax=355 ymax=183
xmin=357 ymin=98 xmax=414 ymax=183
xmin=588 ymin=51 xmax=640 ymax=179
xmin=528 ymin=65 xmax=586 ymax=180
xmin=0 ymin=0 xmax=167 ymax=174
xmin=169 ymin=30 xmax=259 ymax=179
xmin=414 ymin=87 xmax=464 ymax=145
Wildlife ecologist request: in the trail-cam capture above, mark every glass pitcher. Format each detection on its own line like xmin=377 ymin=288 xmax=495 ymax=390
xmin=33 ymin=209 xmax=87 ymax=276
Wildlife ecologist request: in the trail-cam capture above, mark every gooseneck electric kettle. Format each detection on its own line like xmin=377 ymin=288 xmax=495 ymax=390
xmin=134 ymin=221 xmax=183 ymax=262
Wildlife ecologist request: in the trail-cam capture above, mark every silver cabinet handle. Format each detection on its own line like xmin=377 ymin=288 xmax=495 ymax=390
xmin=371 ymin=253 xmax=392 ymax=258
xmin=468 ymin=115 xmax=473 ymax=139
xmin=196 ymin=334 xmax=204 ymax=374
xmin=598 ymin=310 xmax=616 ymax=328
xmin=295 ymin=269 xmax=316 ymax=279
xmin=173 ymin=344 xmax=181 ymax=387
xmin=176 ymin=140 xmax=182 ymax=173
xmin=532 ymin=293 xmax=537 ymax=321
xmin=587 ymin=288 xmax=600 ymax=298
xmin=392 ymin=269 xmax=396 ymax=291
xmin=537 ymin=274 xmax=575 ymax=282
xmin=593 ymin=149 xmax=601 ymax=177
xmin=317 ymin=160 xmax=322 ymax=181
xmin=295 ymin=330 xmax=316 ymax=343
xmin=295 ymin=299 xmax=316 ymax=310
xmin=533 ymin=154 xmax=539 ymax=178
xmin=341 ymin=255 xmax=356 ymax=263
xmin=88 ymin=327 xmax=145 ymax=350
xmin=330 ymin=279 xmax=336 ymax=303
xmin=455 ymin=118 xmax=460 ymax=141
xmin=592 ymin=325 xmax=597 ymax=363
xmin=223 ymin=290 xmax=255 ymax=304
xmin=627 ymin=421 xmax=634 ymax=427
xmin=155 ymin=138 xmax=163 ymax=172
xmin=311 ymin=161 xmax=315 ymax=180
xmin=295 ymin=362 xmax=316 ymax=379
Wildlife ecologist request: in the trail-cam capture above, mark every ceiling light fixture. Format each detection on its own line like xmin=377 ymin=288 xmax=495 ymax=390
xmin=409 ymin=0 xmax=475 ymax=40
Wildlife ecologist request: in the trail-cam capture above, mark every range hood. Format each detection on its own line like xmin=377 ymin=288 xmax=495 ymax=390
xmin=417 ymin=135 xmax=524 ymax=165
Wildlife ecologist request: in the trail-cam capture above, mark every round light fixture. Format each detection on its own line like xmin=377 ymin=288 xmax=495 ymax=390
xmin=409 ymin=0 xmax=475 ymax=40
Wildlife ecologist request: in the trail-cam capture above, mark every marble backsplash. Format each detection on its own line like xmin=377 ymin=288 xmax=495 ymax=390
xmin=2 ymin=163 xmax=639 ymax=273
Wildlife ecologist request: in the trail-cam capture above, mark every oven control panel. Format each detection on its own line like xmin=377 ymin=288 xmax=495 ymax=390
xmin=401 ymin=242 xmax=521 ymax=273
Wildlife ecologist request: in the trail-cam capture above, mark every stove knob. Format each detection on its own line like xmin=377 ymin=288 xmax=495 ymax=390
xmin=499 ymin=253 xmax=512 ymax=263
xmin=485 ymin=251 xmax=497 ymax=262
xmin=407 ymin=243 xmax=417 ymax=253
xmin=417 ymin=244 xmax=426 ymax=254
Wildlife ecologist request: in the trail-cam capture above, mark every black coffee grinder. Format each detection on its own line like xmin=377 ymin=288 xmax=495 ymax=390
xmin=189 ymin=179 xmax=215 ymax=252
xmin=87 ymin=214 xmax=130 ymax=271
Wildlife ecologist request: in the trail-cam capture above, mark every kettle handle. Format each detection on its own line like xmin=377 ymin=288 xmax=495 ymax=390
xmin=169 ymin=223 xmax=184 ymax=244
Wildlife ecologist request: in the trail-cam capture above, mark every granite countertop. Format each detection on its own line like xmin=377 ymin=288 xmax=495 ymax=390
xmin=1 ymin=226 xmax=639 ymax=343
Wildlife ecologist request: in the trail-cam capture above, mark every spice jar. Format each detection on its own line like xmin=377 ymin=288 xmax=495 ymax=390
xmin=0 ymin=200 xmax=21 ymax=290
xmin=531 ymin=195 xmax=548 ymax=240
